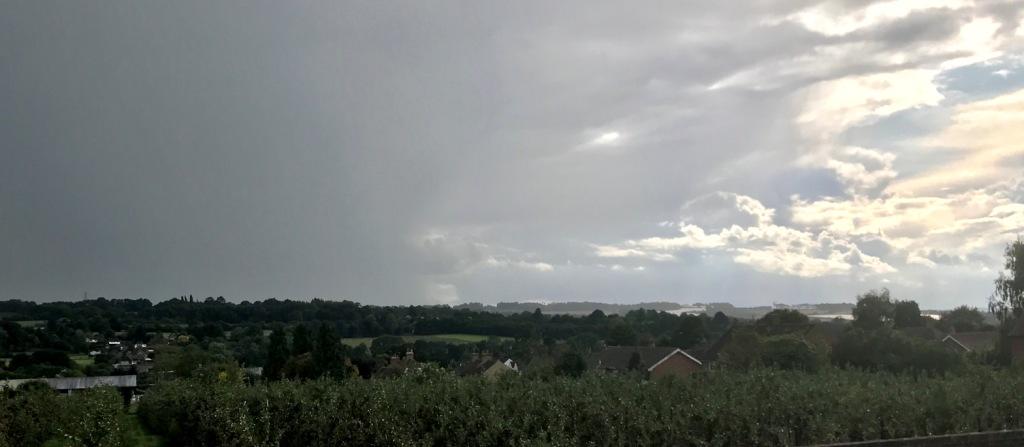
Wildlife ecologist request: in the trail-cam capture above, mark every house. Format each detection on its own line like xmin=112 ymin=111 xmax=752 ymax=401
xmin=376 ymin=350 xmax=422 ymax=378
xmin=590 ymin=346 xmax=702 ymax=379
xmin=482 ymin=359 xmax=519 ymax=378
xmin=1008 ymin=318 xmax=1024 ymax=364
xmin=456 ymin=357 xmax=519 ymax=378
xmin=941 ymin=331 xmax=997 ymax=354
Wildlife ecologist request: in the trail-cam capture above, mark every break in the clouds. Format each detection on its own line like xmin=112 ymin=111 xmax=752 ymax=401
xmin=2 ymin=1 xmax=1023 ymax=308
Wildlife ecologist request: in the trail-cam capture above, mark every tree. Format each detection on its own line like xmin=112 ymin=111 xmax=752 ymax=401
xmin=627 ymin=351 xmax=643 ymax=371
xmin=127 ymin=325 xmax=149 ymax=343
xmin=291 ymin=324 xmax=312 ymax=355
xmin=607 ymin=323 xmax=637 ymax=346
xmin=667 ymin=315 xmax=705 ymax=348
xmin=718 ymin=327 xmax=762 ymax=370
xmin=831 ymin=328 xmax=962 ymax=374
xmin=893 ymin=300 xmax=923 ymax=328
xmin=852 ymin=289 xmax=894 ymax=329
xmin=938 ymin=306 xmax=987 ymax=333
xmin=568 ymin=332 xmax=602 ymax=354
xmin=371 ymin=335 xmax=406 ymax=357
xmin=762 ymin=336 xmax=821 ymax=372
xmin=264 ymin=328 xmax=290 ymax=380
xmin=756 ymin=309 xmax=809 ymax=335
xmin=990 ymin=238 xmax=1024 ymax=322
xmin=710 ymin=311 xmax=731 ymax=333
xmin=554 ymin=351 xmax=586 ymax=377
xmin=313 ymin=323 xmax=344 ymax=378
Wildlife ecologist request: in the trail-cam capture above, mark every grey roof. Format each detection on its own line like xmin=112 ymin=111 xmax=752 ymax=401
xmin=0 ymin=375 xmax=137 ymax=391
xmin=590 ymin=346 xmax=700 ymax=372
xmin=943 ymin=332 xmax=997 ymax=352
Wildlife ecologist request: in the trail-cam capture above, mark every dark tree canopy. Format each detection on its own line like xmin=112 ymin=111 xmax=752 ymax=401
xmin=852 ymin=289 xmax=894 ymax=329
xmin=939 ymin=306 xmax=987 ymax=333
xmin=291 ymin=325 xmax=313 ymax=355
xmin=756 ymin=309 xmax=810 ymax=335
xmin=893 ymin=300 xmax=923 ymax=328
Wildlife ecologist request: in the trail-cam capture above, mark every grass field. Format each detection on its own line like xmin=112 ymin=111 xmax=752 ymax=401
xmin=340 ymin=333 xmax=510 ymax=347
xmin=13 ymin=320 xmax=45 ymax=328
xmin=70 ymin=354 xmax=94 ymax=367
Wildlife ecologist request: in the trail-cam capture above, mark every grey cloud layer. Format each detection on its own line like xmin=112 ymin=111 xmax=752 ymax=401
xmin=1 ymin=1 xmax=1021 ymax=306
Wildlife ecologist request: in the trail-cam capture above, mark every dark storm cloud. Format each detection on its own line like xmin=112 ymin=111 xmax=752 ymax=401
xmin=2 ymin=1 xmax=1021 ymax=306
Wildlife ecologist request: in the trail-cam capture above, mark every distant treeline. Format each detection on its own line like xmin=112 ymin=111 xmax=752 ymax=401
xmin=456 ymin=301 xmax=687 ymax=314
xmin=0 ymin=297 xmax=729 ymax=350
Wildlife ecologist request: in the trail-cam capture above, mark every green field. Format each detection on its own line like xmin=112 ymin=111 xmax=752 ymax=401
xmin=70 ymin=354 xmax=94 ymax=367
xmin=13 ymin=320 xmax=45 ymax=328
xmin=340 ymin=333 xmax=510 ymax=347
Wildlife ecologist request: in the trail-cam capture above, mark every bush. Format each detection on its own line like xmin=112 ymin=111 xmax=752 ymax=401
xmin=831 ymin=328 xmax=963 ymax=374
xmin=0 ymin=386 xmax=126 ymax=447
xmin=139 ymin=367 xmax=1024 ymax=446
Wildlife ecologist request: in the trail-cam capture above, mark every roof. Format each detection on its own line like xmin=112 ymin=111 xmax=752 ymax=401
xmin=897 ymin=326 xmax=944 ymax=341
xmin=943 ymin=331 xmax=997 ymax=352
xmin=0 ymin=375 xmax=137 ymax=391
xmin=590 ymin=346 xmax=701 ymax=372
xmin=457 ymin=357 xmax=506 ymax=376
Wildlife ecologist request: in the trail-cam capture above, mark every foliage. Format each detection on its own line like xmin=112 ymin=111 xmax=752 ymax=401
xmin=717 ymin=326 xmax=764 ymax=370
xmin=892 ymin=300 xmax=923 ymax=328
xmin=831 ymin=328 xmax=962 ymax=375
xmin=152 ymin=344 xmax=243 ymax=383
xmin=290 ymin=325 xmax=312 ymax=355
xmin=139 ymin=368 xmax=1024 ymax=447
xmin=606 ymin=323 xmax=637 ymax=346
xmin=761 ymin=335 xmax=823 ymax=372
xmin=852 ymin=289 xmax=895 ymax=329
xmin=756 ymin=309 xmax=810 ymax=336
xmin=264 ymin=328 xmax=289 ymax=381
xmin=0 ymin=386 xmax=128 ymax=447
xmin=554 ymin=352 xmax=587 ymax=378
xmin=989 ymin=238 xmax=1024 ymax=321
xmin=938 ymin=306 xmax=989 ymax=333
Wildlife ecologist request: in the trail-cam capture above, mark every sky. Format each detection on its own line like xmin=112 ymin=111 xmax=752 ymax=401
xmin=2 ymin=1 xmax=1023 ymax=308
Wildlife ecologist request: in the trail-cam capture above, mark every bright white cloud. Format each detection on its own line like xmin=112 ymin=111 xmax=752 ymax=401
xmin=827 ymin=146 xmax=899 ymax=195
xmin=786 ymin=0 xmax=973 ymax=37
xmin=418 ymin=231 xmax=556 ymax=276
xmin=426 ymin=282 xmax=459 ymax=305
xmin=798 ymin=69 xmax=943 ymax=152
xmin=791 ymin=179 xmax=1024 ymax=266
xmin=593 ymin=131 xmax=621 ymax=145
xmin=892 ymin=88 xmax=1024 ymax=195
xmin=596 ymin=192 xmax=896 ymax=278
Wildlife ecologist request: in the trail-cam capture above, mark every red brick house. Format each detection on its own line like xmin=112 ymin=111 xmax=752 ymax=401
xmin=590 ymin=346 xmax=702 ymax=379
xmin=1009 ymin=318 xmax=1024 ymax=364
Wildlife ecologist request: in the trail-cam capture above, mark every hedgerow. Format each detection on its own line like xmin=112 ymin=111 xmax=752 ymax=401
xmin=0 ymin=385 xmax=125 ymax=447
xmin=138 ymin=366 xmax=1024 ymax=446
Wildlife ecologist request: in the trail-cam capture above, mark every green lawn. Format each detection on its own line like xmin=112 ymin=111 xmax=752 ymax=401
xmin=340 ymin=333 xmax=511 ymax=347
xmin=70 ymin=354 xmax=94 ymax=367
xmin=13 ymin=320 xmax=45 ymax=328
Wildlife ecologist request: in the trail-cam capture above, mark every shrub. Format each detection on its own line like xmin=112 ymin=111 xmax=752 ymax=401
xmin=138 ymin=367 xmax=1024 ymax=446
xmin=0 ymin=386 xmax=126 ymax=447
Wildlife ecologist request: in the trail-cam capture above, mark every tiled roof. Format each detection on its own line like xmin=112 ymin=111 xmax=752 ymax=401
xmin=944 ymin=331 xmax=998 ymax=352
xmin=590 ymin=346 xmax=699 ymax=372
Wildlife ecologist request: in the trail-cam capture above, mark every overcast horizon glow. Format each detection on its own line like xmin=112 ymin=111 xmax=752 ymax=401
xmin=2 ymin=1 xmax=1023 ymax=308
